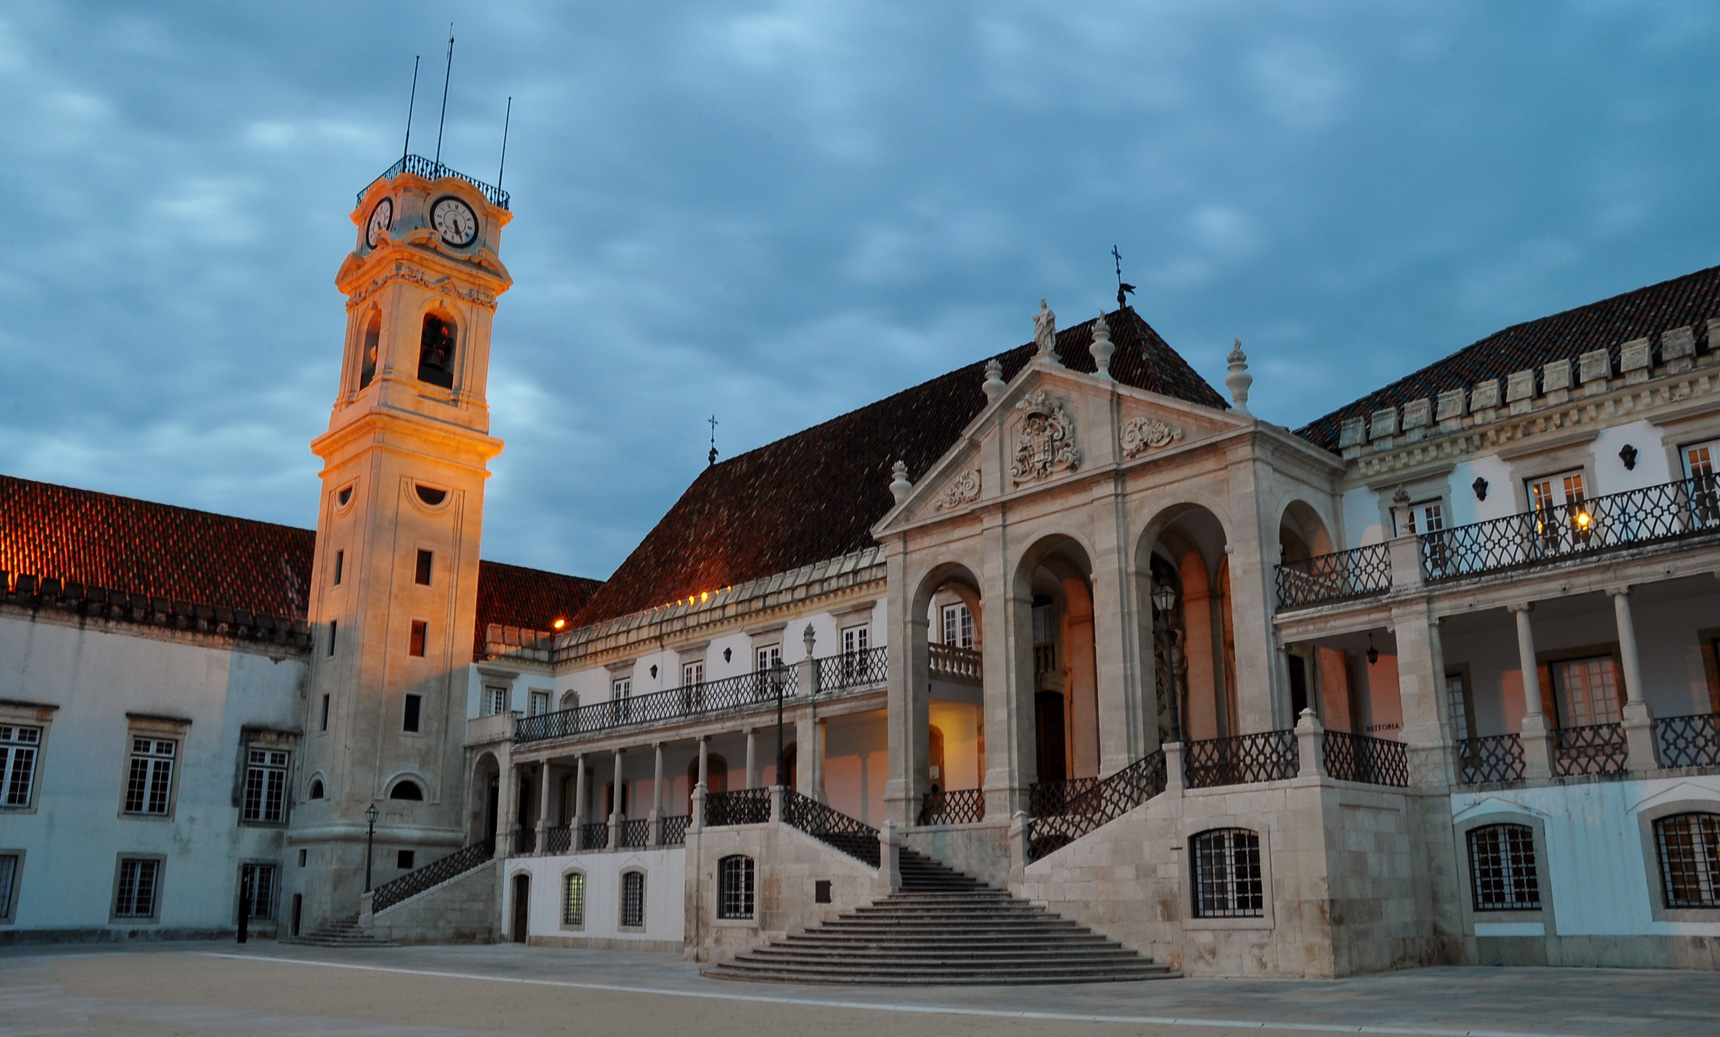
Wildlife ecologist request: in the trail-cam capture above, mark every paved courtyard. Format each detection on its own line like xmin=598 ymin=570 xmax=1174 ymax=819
xmin=0 ymin=942 xmax=1714 ymax=1036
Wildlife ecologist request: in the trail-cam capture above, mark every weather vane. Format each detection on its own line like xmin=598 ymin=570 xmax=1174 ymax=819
xmin=1113 ymin=245 xmax=1135 ymax=311
xmin=708 ymin=414 xmax=719 ymax=467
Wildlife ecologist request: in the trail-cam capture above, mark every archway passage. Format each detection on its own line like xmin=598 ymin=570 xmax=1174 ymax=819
xmin=1140 ymin=506 xmax=1237 ymax=744
xmin=1018 ymin=537 xmax=1100 ymax=785
xmin=511 ymin=874 xmax=530 ymax=944
xmin=914 ymin=563 xmax=986 ymax=807
xmin=469 ymin=753 xmax=501 ymax=844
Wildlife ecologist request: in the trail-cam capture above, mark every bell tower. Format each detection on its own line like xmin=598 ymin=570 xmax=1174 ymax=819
xmin=291 ymin=158 xmax=512 ymax=927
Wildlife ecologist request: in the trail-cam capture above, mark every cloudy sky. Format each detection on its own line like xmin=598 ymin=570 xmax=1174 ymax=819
xmin=2 ymin=2 xmax=1718 ymax=580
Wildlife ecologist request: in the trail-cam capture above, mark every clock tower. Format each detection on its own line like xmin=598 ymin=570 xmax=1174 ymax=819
xmin=290 ymin=158 xmax=512 ymax=928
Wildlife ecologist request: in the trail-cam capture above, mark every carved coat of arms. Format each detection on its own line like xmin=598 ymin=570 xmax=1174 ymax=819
xmin=1010 ymin=390 xmax=1081 ymax=484
xmin=1120 ymin=416 xmax=1183 ymax=458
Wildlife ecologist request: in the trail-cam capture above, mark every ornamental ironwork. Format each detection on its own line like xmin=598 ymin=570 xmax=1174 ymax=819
xmin=1183 ymin=730 xmax=1299 ymax=789
xmin=817 ymin=646 xmax=888 ymax=694
xmin=513 ymin=828 xmax=537 ymax=855
xmin=370 ymin=838 xmax=494 ymax=913
xmin=782 ymin=790 xmax=880 ymax=866
xmin=1321 ymin=730 xmax=1409 ymax=787
xmin=357 ymin=154 xmax=510 ymax=210
xmin=1552 ymin=722 xmax=1629 ymax=777
xmin=1655 ymin=712 xmax=1720 ymax=768
xmin=917 ymin=787 xmax=986 ymax=826
xmin=1275 ymin=543 xmax=1392 ymax=610
xmin=579 ymin=822 xmax=609 ymax=851
xmin=704 ymin=788 xmax=771 ymax=827
xmin=1009 ymin=390 xmax=1081 ymax=484
xmin=1457 ymin=734 xmax=1525 ymax=784
xmin=658 ymin=814 xmax=690 ymax=847
xmin=1029 ymin=776 xmax=1100 ymax=817
xmin=1027 ymin=750 xmax=1167 ymax=862
xmin=515 ymin=664 xmax=800 ymax=744
xmin=618 ymin=818 xmax=651 ymax=849
xmin=543 ymin=826 xmax=572 ymax=855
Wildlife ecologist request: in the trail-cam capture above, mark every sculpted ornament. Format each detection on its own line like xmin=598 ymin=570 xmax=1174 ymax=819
xmin=1010 ymin=390 xmax=1081 ymax=485
xmin=1120 ymin=416 xmax=1184 ymax=458
xmin=934 ymin=469 xmax=982 ymax=510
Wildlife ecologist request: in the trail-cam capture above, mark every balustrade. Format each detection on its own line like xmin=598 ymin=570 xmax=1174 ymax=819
xmin=657 ymin=814 xmax=690 ymax=846
xmin=516 ymin=665 xmax=800 ymax=744
xmin=1027 ymin=750 xmax=1167 ymax=862
xmin=704 ymin=788 xmax=771 ymax=827
xmin=1654 ymin=712 xmax=1720 ymax=768
xmin=1321 ymin=730 xmax=1408 ymax=787
xmin=926 ymin=643 xmax=982 ymax=684
xmin=1275 ymin=543 xmax=1393 ymax=610
xmin=782 ymin=789 xmax=880 ymax=866
xmin=1456 ymin=734 xmax=1525 ymax=784
xmin=370 ymin=838 xmax=494 ymax=913
xmin=917 ymin=787 xmax=985 ymax=825
xmin=1183 ymin=730 xmax=1299 ymax=788
xmin=578 ymin=822 xmax=609 ymax=851
xmin=1551 ymin=722 xmax=1629 ymax=777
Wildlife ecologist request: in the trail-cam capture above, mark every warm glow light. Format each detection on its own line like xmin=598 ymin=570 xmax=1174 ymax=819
xmin=552 ymin=618 xmax=566 ymax=630
xmin=700 ymin=591 xmax=708 ymax=602
xmin=1576 ymin=511 xmax=1591 ymax=528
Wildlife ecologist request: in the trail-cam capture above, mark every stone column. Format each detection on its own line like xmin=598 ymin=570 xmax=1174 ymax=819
xmin=495 ymin=761 xmax=520 ymax=860
xmin=794 ymin=713 xmax=817 ymax=798
xmin=1094 ymin=474 xmax=1142 ymax=773
xmin=609 ymin=749 xmax=625 ymax=847
xmin=571 ymin=753 xmax=586 ymax=849
xmin=534 ymin=762 xmax=554 ymax=855
xmin=745 ymin=728 xmax=757 ymax=789
xmin=648 ymin=742 xmax=665 ymax=845
xmin=1296 ymin=708 xmax=1326 ymax=779
xmin=1510 ymin=603 xmax=1552 ymax=778
xmin=1393 ymin=602 xmax=1452 ymax=786
xmin=1609 ymin=587 xmax=1657 ymax=770
xmin=883 ymin=539 xmax=930 ymax=827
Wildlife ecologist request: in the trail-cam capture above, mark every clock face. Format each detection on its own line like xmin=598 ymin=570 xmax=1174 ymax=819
xmin=365 ymin=197 xmax=393 ymax=248
xmin=431 ymin=197 xmax=478 ymax=248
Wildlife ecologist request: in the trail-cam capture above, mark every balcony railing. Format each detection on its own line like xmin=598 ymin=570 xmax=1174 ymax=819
xmin=1275 ymin=543 xmax=1393 ymax=610
xmin=917 ymin=787 xmax=985 ymax=825
xmin=513 ymin=828 xmax=537 ymax=855
xmin=579 ymin=821 xmax=609 ymax=851
xmin=1029 ymin=777 xmax=1101 ymax=817
xmin=1655 ymin=712 xmax=1720 ymax=768
xmin=783 ymin=789 xmax=880 ymax=866
xmin=618 ymin=818 xmax=651 ymax=849
xmin=816 ymin=646 xmax=889 ymax=694
xmin=1423 ymin=475 xmax=1720 ymax=583
xmin=356 ymin=154 xmax=511 ymax=210
xmin=371 ymin=838 xmax=494 ymax=913
xmin=928 ymin=643 xmax=982 ymax=684
xmin=704 ymin=788 xmax=771 ymax=827
xmin=1457 ymin=734 xmax=1525 ymax=784
xmin=1552 ymin=722 xmax=1629 ymax=777
xmin=658 ymin=814 xmax=690 ymax=847
xmin=1027 ymin=750 xmax=1167 ymax=862
xmin=516 ymin=665 xmax=800 ymax=744
xmin=1321 ymin=730 xmax=1409 ymax=787
xmin=1184 ymin=730 xmax=1299 ymax=788
xmin=543 ymin=826 xmax=572 ymax=855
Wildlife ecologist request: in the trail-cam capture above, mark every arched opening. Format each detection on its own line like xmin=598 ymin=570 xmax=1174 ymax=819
xmin=469 ymin=753 xmax=500 ymax=843
xmin=388 ymin=779 xmax=424 ymax=801
xmin=1016 ymin=537 xmax=1100 ymax=786
xmin=1278 ymin=501 xmax=1337 ymax=719
xmin=359 ymin=309 xmax=380 ymax=389
xmin=418 ymin=312 xmax=456 ymax=389
xmin=1139 ymin=506 xmax=1237 ymax=743
xmin=913 ymin=563 xmax=985 ymax=811
xmin=308 ymin=778 xmax=324 ymax=800
xmin=511 ymin=873 xmax=530 ymax=943
xmin=781 ymin=743 xmax=797 ymax=792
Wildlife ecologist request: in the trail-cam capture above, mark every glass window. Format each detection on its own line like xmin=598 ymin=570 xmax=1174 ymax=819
xmin=1 ymin=724 xmax=41 ymax=808
xmin=941 ymin=603 xmax=974 ymax=648
xmin=403 ymin=694 xmax=422 ymax=733
xmin=1655 ymin=812 xmax=1720 ymax=908
xmin=755 ymin=645 xmax=782 ymax=672
xmin=1467 ymin=824 xmax=1540 ymax=910
xmin=681 ymin=660 xmax=704 ymax=686
xmin=484 ymin=687 xmax=508 ymax=716
xmin=1552 ymin=656 xmax=1622 ymax=727
xmin=415 ymin=549 xmax=433 ymax=586
xmin=123 ymin=737 xmax=176 ymax=815
xmin=242 ymin=748 xmax=289 ymax=823
xmin=1526 ymin=469 xmax=1591 ymax=550
xmin=611 ymin=677 xmax=632 ymax=722
xmin=409 ymin=620 xmax=428 ymax=657
xmin=240 ymin=862 xmax=277 ymax=920
xmin=114 ymin=858 xmax=161 ymax=919
xmin=1191 ymin=828 xmax=1263 ymax=918
xmin=1445 ymin=673 xmax=1473 ymax=743
xmin=1682 ymin=441 xmax=1720 ymax=525
xmin=529 ymin=691 xmax=550 ymax=717
xmin=620 ymin=871 xmax=645 ymax=927
xmin=842 ymin=625 xmax=869 ymax=656
xmin=0 ymin=854 xmax=17 ymax=919
xmin=563 ymin=872 xmax=586 ymax=926
xmin=718 ymin=855 xmax=755 ymax=919
xmin=1394 ymin=498 xmax=1445 ymax=537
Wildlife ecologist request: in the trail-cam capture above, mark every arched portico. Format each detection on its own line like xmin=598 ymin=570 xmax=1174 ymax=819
xmin=1137 ymin=505 xmax=1239 ymax=744
xmin=1005 ymin=535 xmax=1101 ymax=800
xmin=468 ymin=752 xmax=501 ymax=844
xmin=888 ymin=560 xmax=985 ymax=826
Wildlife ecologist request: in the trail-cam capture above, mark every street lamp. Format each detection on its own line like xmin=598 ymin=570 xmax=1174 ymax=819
xmin=363 ymin=803 xmax=379 ymax=893
xmin=1151 ymin=579 xmax=1183 ymax=743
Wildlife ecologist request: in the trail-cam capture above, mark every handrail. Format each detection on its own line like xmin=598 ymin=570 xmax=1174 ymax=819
xmin=356 ymin=154 xmax=510 ymax=210
xmin=1456 ymin=734 xmax=1525 ymax=784
xmin=1321 ymin=730 xmax=1408 ymax=787
xmin=516 ymin=665 xmax=799 ymax=744
xmin=370 ymin=838 xmax=494 ymax=913
xmin=816 ymin=646 xmax=888 ymax=694
xmin=927 ymin=643 xmax=982 ymax=683
xmin=1027 ymin=750 xmax=1167 ymax=862
xmin=704 ymin=788 xmax=771 ymax=827
xmin=1275 ymin=543 xmax=1392 ymax=610
xmin=917 ymin=787 xmax=985 ymax=825
xmin=783 ymin=790 xmax=880 ymax=866
xmin=1654 ymin=712 xmax=1720 ymax=768
xmin=1183 ymin=730 xmax=1298 ymax=788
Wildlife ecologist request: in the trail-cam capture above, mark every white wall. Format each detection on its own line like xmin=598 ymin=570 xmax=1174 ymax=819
xmin=508 ymin=848 xmax=685 ymax=946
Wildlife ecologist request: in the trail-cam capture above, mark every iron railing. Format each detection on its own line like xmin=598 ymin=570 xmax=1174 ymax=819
xmin=1321 ymin=730 xmax=1409 ymax=787
xmin=370 ymin=838 xmax=494 ymax=913
xmin=513 ymin=828 xmax=537 ymax=855
xmin=817 ymin=646 xmax=889 ymax=694
xmin=704 ymin=788 xmax=771 ymax=827
xmin=1422 ymin=475 xmax=1720 ymax=583
xmin=1033 ymin=642 xmax=1059 ymax=678
xmin=658 ymin=814 xmax=690 ymax=846
xmin=1184 ymin=730 xmax=1299 ymax=788
xmin=783 ymin=790 xmax=880 ymax=866
xmin=579 ymin=822 xmax=609 ymax=851
xmin=1028 ymin=750 xmax=1168 ymax=862
xmin=516 ymin=665 xmax=800 ymax=744
xmin=1552 ymin=723 xmax=1629 ymax=777
xmin=927 ymin=643 xmax=982 ymax=683
xmin=618 ymin=818 xmax=651 ymax=849
xmin=1655 ymin=712 xmax=1720 ymax=768
xmin=357 ymin=154 xmax=511 ymax=210
xmin=1275 ymin=543 xmax=1393 ymax=610
xmin=543 ymin=826 xmax=572 ymax=855
xmin=1029 ymin=777 xmax=1101 ymax=816
xmin=917 ymin=787 xmax=985 ymax=825
xmin=1457 ymin=734 xmax=1525 ymax=784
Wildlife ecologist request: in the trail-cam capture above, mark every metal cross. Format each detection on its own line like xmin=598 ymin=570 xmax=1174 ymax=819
xmin=707 ymin=415 xmax=719 ymax=466
xmin=1113 ymin=245 xmax=1136 ymax=311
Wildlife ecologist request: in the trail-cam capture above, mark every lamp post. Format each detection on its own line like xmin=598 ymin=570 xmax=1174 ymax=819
xmin=1151 ymin=579 xmax=1182 ymax=743
xmin=772 ymin=660 xmax=787 ymax=789
xmin=363 ymin=803 xmax=379 ymax=893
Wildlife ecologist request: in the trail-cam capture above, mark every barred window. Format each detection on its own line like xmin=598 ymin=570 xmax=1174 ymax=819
xmin=114 ymin=858 xmax=161 ymax=919
xmin=242 ymin=748 xmax=289 ymax=823
xmin=1655 ymin=812 xmax=1720 ymax=908
xmin=620 ymin=870 xmax=645 ymax=927
xmin=718 ymin=855 xmax=755 ymax=919
xmin=1467 ymin=824 xmax=1541 ymax=910
xmin=240 ymin=862 xmax=277 ymax=920
xmin=123 ymin=738 xmax=176 ymax=815
xmin=1191 ymin=828 xmax=1263 ymax=918
xmin=563 ymin=871 xmax=585 ymax=926
xmin=1 ymin=725 xmax=41 ymax=808
xmin=0 ymin=853 xmax=17 ymax=919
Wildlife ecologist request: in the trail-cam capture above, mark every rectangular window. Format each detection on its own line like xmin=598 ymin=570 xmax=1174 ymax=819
xmin=842 ymin=624 xmax=870 ymax=656
xmin=1191 ymin=828 xmax=1264 ymax=918
xmin=529 ymin=691 xmax=550 ymax=717
xmin=241 ymin=748 xmax=289 ymax=823
xmin=755 ymin=645 xmax=782 ymax=672
xmin=1683 ymin=440 xmax=1720 ymax=525
xmin=333 ymin=549 xmax=344 ymax=586
xmin=396 ymin=850 xmax=415 ymax=870
xmin=1445 ymin=673 xmax=1474 ymax=743
xmin=620 ymin=871 xmax=645 ymax=927
xmin=297 ymin=848 xmax=307 ymax=868
xmin=1552 ymin=656 xmax=1623 ymax=728
xmin=1656 ymin=812 xmax=1720 ymax=908
xmin=484 ymin=687 xmax=508 ymax=716
xmin=1468 ymin=824 xmax=1541 ymax=911
xmin=240 ymin=862 xmax=277 ymax=920
xmin=611 ymin=678 xmax=632 ymax=722
xmin=0 ymin=853 xmax=16 ymax=919
xmin=717 ymin=855 xmax=755 ymax=919
xmin=415 ymin=549 xmax=434 ymax=586
xmin=403 ymin=694 xmax=422 ymax=732
xmin=1526 ymin=468 xmax=1590 ymax=551
xmin=681 ymin=660 xmax=704 ymax=687
xmin=563 ymin=872 xmax=585 ymax=926
xmin=941 ymin=604 xmax=973 ymax=648
xmin=409 ymin=620 xmax=427 ymax=657
xmin=123 ymin=738 xmax=176 ymax=816
xmin=1 ymin=724 xmax=41 ymax=808
xmin=114 ymin=858 xmax=161 ymax=919
xmin=328 ymin=620 xmax=338 ymax=657
xmin=320 ymin=695 xmax=330 ymax=732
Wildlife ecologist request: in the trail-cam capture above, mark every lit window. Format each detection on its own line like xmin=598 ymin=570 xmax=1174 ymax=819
xmin=1191 ymin=828 xmax=1263 ymax=918
xmin=409 ymin=620 xmax=428 ymax=657
xmin=240 ymin=862 xmax=277 ymax=920
xmin=620 ymin=870 xmax=645 ymax=927
xmin=1 ymin=724 xmax=41 ymax=808
xmin=404 ymin=693 xmax=422 ymax=732
xmin=123 ymin=738 xmax=177 ymax=816
xmin=418 ymin=314 xmax=456 ymax=388
xmin=1684 ymin=441 xmax=1720 ymax=525
xmin=415 ymin=549 xmax=433 ymax=586
xmin=114 ymin=858 xmax=161 ymax=919
xmin=718 ymin=855 xmax=754 ymax=919
xmin=1526 ymin=469 xmax=1589 ymax=550
xmin=941 ymin=604 xmax=974 ymax=649
xmin=1467 ymin=824 xmax=1540 ymax=910
xmin=563 ymin=872 xmax=586 ymax=926
xmin=484 ymin=686 xmax=508 ymax=716
xmin=1655 ymin=812 xmax=1720 ymax=908
xmin=241 ymin=748 xmax=290 ymax=823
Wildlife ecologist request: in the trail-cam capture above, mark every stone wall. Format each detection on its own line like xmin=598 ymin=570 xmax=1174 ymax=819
xmin=901 ymin=821 xmax=1011 ymax=887
xmin=368 ymin=860 xmax=500 ymax=945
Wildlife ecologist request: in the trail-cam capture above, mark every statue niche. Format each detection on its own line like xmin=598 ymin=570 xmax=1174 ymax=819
xmin=418 ymin=314 xmax=457 ymax=389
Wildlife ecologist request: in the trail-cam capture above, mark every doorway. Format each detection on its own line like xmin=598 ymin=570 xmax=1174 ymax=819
xmin=290 ymin=894 xmax=302 ymax=937
xmin=1035 ymin=691 xmax=1067 ymax=783
xmin=484 ymin=777 xmax=499 ymax=843
xmin=511 ymin=874 xmax=530 ymax=944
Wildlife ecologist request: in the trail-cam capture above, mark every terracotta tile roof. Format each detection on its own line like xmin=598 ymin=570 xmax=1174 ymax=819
xmin=1295 ymin=264 xmax=1720 ymax=452
xmin=473 ymin=559 xmax=601 ymax=647
xmin=572 ymin=308 xmax=1225 ymax=627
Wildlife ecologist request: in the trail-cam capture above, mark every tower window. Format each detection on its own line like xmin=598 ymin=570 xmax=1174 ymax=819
xmin=360 ymin=311 xmax=380 ymax=389
xmin=404 ymin=694 xmax=422 ymax=733
xmin=409 ymin=621 xmax=427 ymax=657
xmin=333 ymin=550 xmax=344 ymax=586
xmin=418 ymin=315 xmax=456 ymax=389
xmin=415 ymin=549 xmax=433 ymax=586
xmin=328 ymin=620 xmax=337 ymax=657
xmin=319 ymin=695 xmax=330 ymax=732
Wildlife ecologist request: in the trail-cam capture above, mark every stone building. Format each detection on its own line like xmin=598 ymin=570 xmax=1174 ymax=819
xmin=2 ymin=155 xmax=1718 ymax=975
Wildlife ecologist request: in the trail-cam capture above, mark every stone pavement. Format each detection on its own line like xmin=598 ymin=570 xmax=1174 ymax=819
xmin=0 ymin=941 xmax=1715 ymax=1036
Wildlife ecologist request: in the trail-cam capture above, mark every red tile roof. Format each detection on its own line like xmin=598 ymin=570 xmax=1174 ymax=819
xmin=1296 ymin=264 xmax=1720 ymax=452
xmin=572 ymin=308 xmax=1224 ymax=627
xmin=473 ymin=559 xmax=600 ymax=643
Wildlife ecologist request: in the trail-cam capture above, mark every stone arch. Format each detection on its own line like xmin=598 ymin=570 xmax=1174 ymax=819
xmin=1012 ymin=534 xmax=1100 ymax=785
xmin=1277 ymin=498 xmax=1336 ymax=564
xmin=469 ymin=752 xmax=500 ymax=842
xmin=903 ymin=561 xmax=987 ymax=819
xmin=359 ymin=307 xmax=381 ymax=390
xmin=417 ymin=306 xmax=458 ymax=389
xmin=1135 ymin=503 xmax=1237 ymax=744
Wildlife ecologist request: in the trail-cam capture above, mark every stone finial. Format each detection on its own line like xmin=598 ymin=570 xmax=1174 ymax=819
xmin=889 ymin=460 xmax=912 ymax=504
xmin=982 ymin=358 xmax=1007 ymax=402
xmin=1089 ymin=312 xmax=1114 ymax=379
xmin=1224 ymin=339 xmax=1252 ymax=416
xmin=1392 ymin=485 xmax=1411 ymax=507
xmin=1033 ymin=299 xmax=1060 ymax=364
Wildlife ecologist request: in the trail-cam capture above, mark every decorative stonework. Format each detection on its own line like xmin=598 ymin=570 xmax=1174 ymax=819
xmin=1010 ymin=390 xmax=1081 ymax=484
xmin=933 ymin=469 xmax=982 ymax=510
xmin=1119 ymin=416 xmax=1183 ymax=458
xmin=349 ymin=262 xmax=499 ymax=310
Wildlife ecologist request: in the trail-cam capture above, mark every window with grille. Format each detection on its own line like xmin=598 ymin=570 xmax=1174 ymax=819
xmin=242 ymin=748 xmax=289 ymax=823
xmin=1 ymin=724 xmax=41 ymax=808
xmin=1467 ymin=824 xmax=1540 ymax=910
xmin=484 ymin=686 xmax=508 ymax=716
xmin=620 ymin=871 xmax=645 ymax=927
xmin=1191 ymin=828 xmax=1264 ymax=918
xmin=114 ymin=858 xmax=161 ymax=919
xmin=941 ymin=603 xmax=974 ymax=648
xmin=718 ymin=855 xmax=755 ymax=919
xmin=123 ymin=738 xmax=177 ymax=815
xmin=1655 ymin=812 xmax=1720 ymax=908
xmin=240 ymin=862 xmax=277 ymax=920
xmin=0 ymin=853 xmax=17 ymax=919
xmin=563 ymin=871 xmax=585 ymax=926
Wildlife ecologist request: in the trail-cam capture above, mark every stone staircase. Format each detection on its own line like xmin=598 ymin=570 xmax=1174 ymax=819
xmin=281 ymin=913 xmax=398 ymax=949
xmin=702 ymin=848 xmax=1176 ymax=985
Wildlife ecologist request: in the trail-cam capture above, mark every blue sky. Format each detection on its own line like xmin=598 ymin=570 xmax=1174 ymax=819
xmin=2 ymin=2 xmax=1718 ymax=580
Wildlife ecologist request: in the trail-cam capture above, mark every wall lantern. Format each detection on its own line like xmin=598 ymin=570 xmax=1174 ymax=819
xmin=1366 ymin=633 xmax=1379 ymax=666
xmin=1472 ymin=476 xmax=1489 ymax=502
xmin=1151 ymin=580 xmax=1178 ymax=616
xmin=649 ymin=664 xmax=658 ymax=679
xmin=1619 ymin=444 xmax=1638 ymax=470
xmin=723 ymin=647 xmax=732 ymax=663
